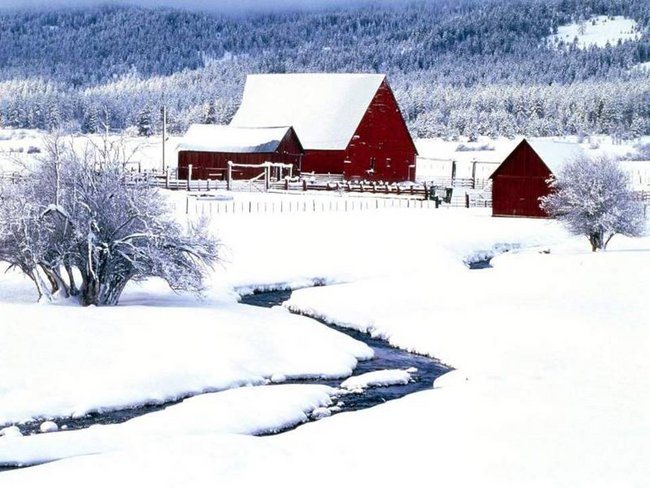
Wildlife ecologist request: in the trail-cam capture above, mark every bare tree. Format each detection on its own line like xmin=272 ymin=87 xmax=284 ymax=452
xmin=0 ymin=135 xmax=220 ymax=305
xmin=540 ymin=155 xmax=646 ymax=252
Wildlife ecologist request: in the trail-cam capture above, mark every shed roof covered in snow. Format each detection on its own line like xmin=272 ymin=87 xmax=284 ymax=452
xmin=525 ymin=138 xmax=586 ymax=174
xmin=177 ymin=125 xmax=295 ymax=153
xmin=230 ymin=73 xmax=386 ymax=150
xmin=490 ymin=138 xmax=586 ymax=178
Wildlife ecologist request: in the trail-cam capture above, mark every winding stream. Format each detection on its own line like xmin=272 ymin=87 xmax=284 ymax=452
xmin=5 ymin=288 xmax=450 ymax=447
xmin=241 ymin=289 xmax=450 ymax=414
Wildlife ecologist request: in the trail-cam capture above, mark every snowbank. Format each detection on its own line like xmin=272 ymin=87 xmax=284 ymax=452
xmin=0 ymin=300 xmax=370 ymax=425
xmin=340 ymin=369 xmax=412 ymax=390
xmin=0 ymin=384 xmax=335 ymax=467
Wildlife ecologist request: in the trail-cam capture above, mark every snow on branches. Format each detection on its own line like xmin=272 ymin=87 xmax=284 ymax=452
xmin=540 ymin=155 xmax=646 ymax=251
xmin=0 ymin=135 xmax=220 ymax=305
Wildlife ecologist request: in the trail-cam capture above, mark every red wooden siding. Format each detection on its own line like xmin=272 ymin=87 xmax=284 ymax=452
xmin=345 ymin=80 xmax=417 ymax=182
xmin=302 ymin=150 xmax=347 ymax=175
xmin=491 ymin=140 xmax=553 ymax=218
xmin=178 ymin=128 xmax=303 ymax=180
xmin=297 ymin=80 xmax=417 ymax=182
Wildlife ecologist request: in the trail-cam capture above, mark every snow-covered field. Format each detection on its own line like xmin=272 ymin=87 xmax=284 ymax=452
xmin=0 ymin=128 xmax=181 ymax=173
xmin=548 ymin=15 xmax=641 ymax=50
xmin=1 ymin=130 xmax=650 ymax=486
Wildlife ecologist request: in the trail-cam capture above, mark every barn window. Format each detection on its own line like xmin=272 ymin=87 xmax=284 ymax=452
xmin=386 ymin=158 xmax=391 ymax=168
xmin=369 ymin=157 xmax=375 ymax=171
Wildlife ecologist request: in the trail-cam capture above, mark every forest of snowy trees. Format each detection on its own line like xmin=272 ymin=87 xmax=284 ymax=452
xmin=0 ymin=0 xmax=650 ymax=138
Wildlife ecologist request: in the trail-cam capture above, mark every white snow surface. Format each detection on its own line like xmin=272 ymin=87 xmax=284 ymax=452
xmin=340 ymin=369 xmax=411 ymax=390
xmin=1 ymin=190 xmax=649 ymax=487
xmin=0 ymin=297 xmax=370 ymax=425
xmin=230 ymin=73 xmax=384 ymax=150
xmin=176 ymin=124 xmax=292 ymax=153
xmin=548 ymin=15 xmax=641 ymax=50
xmin=0 ymin=384 xmax=335 ymax=467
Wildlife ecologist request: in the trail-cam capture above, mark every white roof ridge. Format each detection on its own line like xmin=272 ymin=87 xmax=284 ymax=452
xmin=177 ymin=125 xmax=295 ymax=153
xmin=230 ymin=73 xmax=386 ymax=150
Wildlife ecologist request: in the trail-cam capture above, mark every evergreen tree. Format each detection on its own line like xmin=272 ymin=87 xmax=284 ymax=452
xmin=203 ymin=100 xmax=218 ymax=124
xmin=81 ymin=106 xmax=99 ymax=134
xmin=137 ymin=105 xmax=154 ymax=137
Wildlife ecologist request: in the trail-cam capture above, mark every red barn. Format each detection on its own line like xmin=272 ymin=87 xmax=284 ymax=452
xmin=490 ymin=138 xmax=585 ymax=218
xmin=177 ymin=125 xmax=303 ymax=180
xmin=230 ymin=73 xmax=417 ymax=182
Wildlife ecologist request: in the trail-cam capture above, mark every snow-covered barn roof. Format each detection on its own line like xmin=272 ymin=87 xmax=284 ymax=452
xmin=230 ymin=73 xmax=386 ymax=150
xmin=177 ymin=125 xmax=294 ymax=153
xmin=490 ymin=137 xmax=586 ymax=178
xmin=526 ymin=138 xmax=586 ymax=174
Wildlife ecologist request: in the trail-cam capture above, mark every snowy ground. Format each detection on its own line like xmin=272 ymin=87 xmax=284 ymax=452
xmin=547 ymin=15 xmax=641 ymax=50
xmin=0 ymin=128 xmax=180 ymax=173
xmin=1 ymin=171 xmax=649 ymax=485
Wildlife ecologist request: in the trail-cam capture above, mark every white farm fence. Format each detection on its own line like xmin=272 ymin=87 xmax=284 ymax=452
xmin=182 ymin=196 xmax=440 ymax=216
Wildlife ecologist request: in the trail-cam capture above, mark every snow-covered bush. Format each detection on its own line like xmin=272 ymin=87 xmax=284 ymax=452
xmin=540 ymin=155 xmax=646 ymax=251
xmin=0 ymin=135 xmax=220 ymax=305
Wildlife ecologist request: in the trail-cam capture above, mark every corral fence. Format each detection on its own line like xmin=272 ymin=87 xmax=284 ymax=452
xmin=0 ymin=171 xmax=23 ymax=183
xmin=125 ymin=169 xmax=493 ymax=209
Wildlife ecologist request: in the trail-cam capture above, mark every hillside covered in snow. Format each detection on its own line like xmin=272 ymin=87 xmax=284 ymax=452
xmin=1 ymin=0 xmax=650 ymax=139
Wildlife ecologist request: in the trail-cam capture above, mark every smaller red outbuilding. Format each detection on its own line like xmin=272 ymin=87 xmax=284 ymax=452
xmin=177 ymin=125 xmax=303 ymax=180
xmin=490 ymin=138 xmax=585 ymax=218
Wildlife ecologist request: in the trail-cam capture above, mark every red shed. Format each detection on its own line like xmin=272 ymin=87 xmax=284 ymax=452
xmin=230 ymin=73 xmax=417 ymax=182
xmin=177 ymin=125 xmax=303 ymax=180
xmin=490 ymin=138 xmax=585 ymax=218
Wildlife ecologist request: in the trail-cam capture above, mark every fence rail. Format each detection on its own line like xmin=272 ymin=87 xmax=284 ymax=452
xmin=633 ymin=190 xmax=650 ymax=202
xmin=0 ymin=171 xmax=23 ymax=183
xmin=183 ymin=196 xmax=442 ymax=215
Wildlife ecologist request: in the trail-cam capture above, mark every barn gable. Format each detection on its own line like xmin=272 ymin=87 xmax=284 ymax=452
xmin=490 ymin=138 xmax=585 ymax=218
xmin=230 ymin=73 xmax=386 ymax=150
xmin=344 ymin=79 xmax=418 ymax=181
xmin=490 ymin=138 xmax=585 ymax=179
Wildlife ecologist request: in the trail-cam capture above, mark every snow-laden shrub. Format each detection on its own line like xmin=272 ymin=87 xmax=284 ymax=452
xmin=540 ymin=155 xmax=646 ymax=251
xmin=0 ymin=135 xmax=220 ymax=305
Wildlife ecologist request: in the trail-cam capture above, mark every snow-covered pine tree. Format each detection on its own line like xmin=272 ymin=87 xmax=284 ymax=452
xmin=46 ymin=102 xmax=61 ymax=132
xmin=203 ymin=100 xmax=218 ymax=124
xmin=81 ymin=105 xmax=99 ymax=134
xmin=540 ymin=155 xmax=646 ymax=251
xmin=137 ymin=105 xmax=154 ymax=137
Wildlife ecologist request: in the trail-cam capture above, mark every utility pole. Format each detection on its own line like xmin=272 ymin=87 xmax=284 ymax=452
xmin=162 ymin=105 xmax=167 ymax=173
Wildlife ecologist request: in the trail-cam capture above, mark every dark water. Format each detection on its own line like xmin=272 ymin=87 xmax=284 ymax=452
xmin=467 ymin=257 xmax=493 ymax=269
xmin=242 ymin=289 xmax=450 ymax=415
xmin=4 ymin=289 xmax=450 ymax=452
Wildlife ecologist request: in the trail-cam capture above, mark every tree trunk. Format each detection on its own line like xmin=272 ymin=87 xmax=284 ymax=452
xmin=589 ymin=231 xmax=605 ymax=252
xmin=80 ymin=276 xmax=100 ymax=306
xmin=41 ymin=265 xmax=70 ymax=298
xmin=65 ymin=262 xmax=79 ymax=296
xmin=30 ymin=267 xmax=53 ymax=303
xmin=80 ymin=274 xmax=130 ymax=306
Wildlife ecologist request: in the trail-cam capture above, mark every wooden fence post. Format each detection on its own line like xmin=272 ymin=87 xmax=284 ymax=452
xmin=187 ymin=164 xmax=192 ymax=191
xmin=465 ymin=192 xmax=470 ymax=208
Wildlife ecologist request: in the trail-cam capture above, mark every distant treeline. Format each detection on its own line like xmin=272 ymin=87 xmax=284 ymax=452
xmin=0 ymin=0 xmax=649 ymax=138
